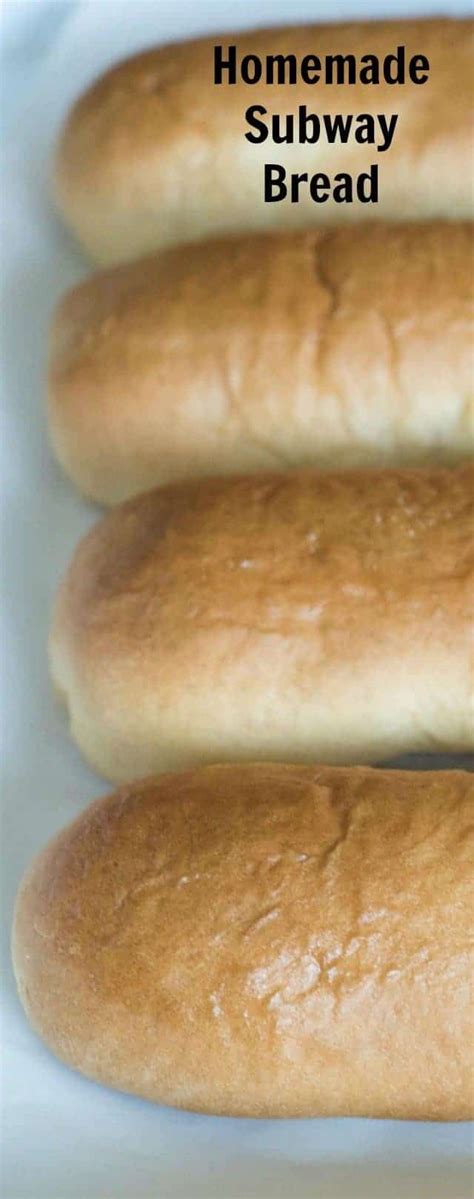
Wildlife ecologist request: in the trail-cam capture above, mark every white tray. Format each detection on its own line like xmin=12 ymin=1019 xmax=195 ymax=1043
xmin=2 ymin=2 xmax=472 ymax=1195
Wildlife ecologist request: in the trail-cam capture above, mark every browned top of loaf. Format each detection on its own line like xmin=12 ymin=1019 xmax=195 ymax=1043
xmin=56 ymin=20 xmax=474 ymax=187
xmin=51 ymin=220 xmax=474 ymax=392
xmin=58 ymin=465 xmax=473 ymax=666
xmin=13 ymin=763 xmax=474 ymax=1117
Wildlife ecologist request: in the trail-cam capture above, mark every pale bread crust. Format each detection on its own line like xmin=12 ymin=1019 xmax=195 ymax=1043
xmin=49 ymin=465 xmax=474 ymax=782
xmin=12 ymin=763 xmax=474 ymax=1119
xmin=54 ymin=20 xmax=474 ymax=264
xmin=48 ymin=222 xmax=474 ymax=503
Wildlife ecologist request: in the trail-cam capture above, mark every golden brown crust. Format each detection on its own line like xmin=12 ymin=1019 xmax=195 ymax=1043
xmin=48 ymin=221 xmax=474 ymax=503
xmin=12 ymin=763 xmax=474 ymax=1118
xmin=54 ymin=20 xmax=474 ymax=263
xmin=49 ymin=465 xmax=474 ymax=781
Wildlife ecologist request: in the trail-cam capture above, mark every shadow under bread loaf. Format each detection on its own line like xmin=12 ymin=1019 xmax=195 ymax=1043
xmin=53 ymin=19 xmax=474 ymax=264
xmin=48 ymin=221 xmax=474 ymax=504
xmin=12 ymin=763 xmax=474 ymax=1119
xmin=49 ymin=464 xmax=473 ymax=783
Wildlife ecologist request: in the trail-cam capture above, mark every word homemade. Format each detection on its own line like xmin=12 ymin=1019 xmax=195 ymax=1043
xmin=213 ymin=41 xmax=431 ymax=205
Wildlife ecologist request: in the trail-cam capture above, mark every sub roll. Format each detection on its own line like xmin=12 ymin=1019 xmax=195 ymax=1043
xmin=48 ymin=222 xmax=474 ymax=503
xmin=49 ymin=465 xmax=474 ymax=782
xmin=54 ymin=19 xmax=474 ymax=264
xmin=12 ymin=763 xmax=474 ymax=1119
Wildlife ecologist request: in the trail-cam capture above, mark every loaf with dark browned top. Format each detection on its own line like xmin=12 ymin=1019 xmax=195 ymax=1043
xmin=12 ymin=763 xmax=474 ymax=1118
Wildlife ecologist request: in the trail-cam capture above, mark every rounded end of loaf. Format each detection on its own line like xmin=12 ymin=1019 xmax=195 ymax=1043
xmin=47 ymin=281 xmax=139 ymax=505
xmin=53 ymin=44 xmax=196 ymax=265
xmin=48 ymin=581 xmax=154 ymax=785
xmin=53 ymin=114 xmax=116 ymax=266
xmin=52 ymin=54 xmax=148 ymax=265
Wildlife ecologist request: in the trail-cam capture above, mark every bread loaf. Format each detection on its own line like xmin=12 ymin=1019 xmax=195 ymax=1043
xmin=49 ymin=465 xmax=473 ymax=782
xmin=48 ymin=221 xmax=474 ymax=503
xmin=54 ymin=20 xmax=474 ymax=264
xmin=12 ymin=763 xmax=474 ymax=1119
